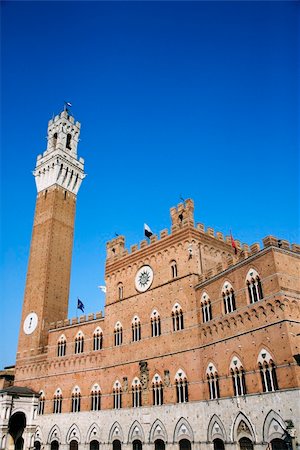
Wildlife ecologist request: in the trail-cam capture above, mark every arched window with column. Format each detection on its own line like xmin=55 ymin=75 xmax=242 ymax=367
xmin=114 ymin=322 xmax=123 ymax=346
xmin=93 ymin=327 xmax=103 ymax=351
xmin=53 ymin=388 xmax=63 ymax=414
xmin=74 ymin=331 xmax=84 ymax=354
xmin=230 ymin=357 xmax=247 ymax=396
xmin=257 ymin=349 xmax=279 ymax=392
xmin=172 ymin=303 xmax=184 ymax=331
xmin=37 ymin=391 xmax=45 ymax=415
xmin=132 ymin=377 xmax=142 ymax=407
xmin=57 ymin=334 xmax=66 ymax=357
xmin=201 ymin=292 xmax=212 ymax=322
xmin=118 ymin=282 xmax=124 ymax=300
xmin=152 ymin=373 xmax=163 ymax=406
xmin=175 ymin=369 xmax=188 ymax=403
xmin=171 ymin=260 xmax=178 ymax=278
xmin=90 ymin=384 xmax=101 ymax=411
xmin=132 ymin=316 xmax=141 ymax=342
xmin=206 ymin=363 xmax=220 ymax=399
xmin=246 ymin=269 xmax=263 ymax=304
xmin=151 ymin=310 xmax=161 ymax=337
xmin=71 ymin=386 xmax=81 ymax=413
xmin=222 ymin=282 xmax=236 ymax=314
xmin=113 ymin=380 xmax=122 ymax=409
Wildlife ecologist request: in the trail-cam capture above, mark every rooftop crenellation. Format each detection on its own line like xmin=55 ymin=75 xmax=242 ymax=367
xmin=105 ymin=200 xmax=300 ymax=265
xmin=49 ymin=311 xmax=103 ymax=332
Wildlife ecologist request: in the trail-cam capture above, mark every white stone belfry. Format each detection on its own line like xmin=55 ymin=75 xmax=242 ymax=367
xmin=33 ymin=110 xmax=85 ymax=194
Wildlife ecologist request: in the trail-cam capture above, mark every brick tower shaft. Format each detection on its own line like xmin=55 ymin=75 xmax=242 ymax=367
xmin=16 ymin=109 xmax=85 ymax=363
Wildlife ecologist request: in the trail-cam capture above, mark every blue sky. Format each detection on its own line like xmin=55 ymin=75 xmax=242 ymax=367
xmin=1 ymin=1 xmax=298 ymax=369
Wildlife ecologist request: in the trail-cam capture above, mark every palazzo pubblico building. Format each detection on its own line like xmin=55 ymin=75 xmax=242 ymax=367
xmin=0 ymin=110 xmax=299 ymax=450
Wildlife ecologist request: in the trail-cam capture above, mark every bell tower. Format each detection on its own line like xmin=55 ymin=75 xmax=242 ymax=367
xmin=16 ymin=110 xmax=85 ymax=362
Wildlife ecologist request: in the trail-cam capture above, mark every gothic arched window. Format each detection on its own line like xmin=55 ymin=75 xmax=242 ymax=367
xmin=66 ymin=133 xmax=72 ymax=150
xmin=175 ymin=369 xmax=188 ymax=403
xmin=230 ymin=357 xmax=247 ymax=396
xmin=152 ymin=373 xmax=163 ymax=406
xmin=258 ymin=349 xmax=279 ymax=392
xmin=171 ymin=260 xmax=178 ymax=279
xmin=74 ymin=331 xmax=84 ymax=354
xmin=118 ymin=283 xmax=124 ymax=300
xmin=246 ymin=269 xmax=264 ymax=304
xmin=114 ymin=322 xmax=123 ymax=346
xmin=93 ymin=327 xmax=103 ymax=351
xmin=53 ymin=388 xmax=62 ymax=414
xmin=38 ymin=391 xmax=45 ymax=415
xmin=222 ymin=282 xmax=236 ymax=314
xmin=151 ymin=310 xmax=161 ymax=337
xmin=113 ymin=380 xmax=122 ymax=409
xmin=71 ymin=386 xmax=81 ymax=412
xmin=206 ymin=363 xmax=220 ymax=399
xmin=57 ymin=334 xmax=66 ymax=357
xmin=201 ymin=292 xmax=212 ymax=322
xmin=172 ymin=303 xmax=184 ymax=331
xmin=90 ymin=384 xmax=101 ymax=411
xmin=132 ymin=377 xmax=142 ymax=407
xmin=132 ymin=316 xmax=141 ymax=342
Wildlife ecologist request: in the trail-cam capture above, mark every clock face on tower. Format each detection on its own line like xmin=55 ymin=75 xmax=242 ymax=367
xmin=23 ymin=312 xmax=38 ymax=335
xmin=135 ymin=265 xmax=154 ymax=292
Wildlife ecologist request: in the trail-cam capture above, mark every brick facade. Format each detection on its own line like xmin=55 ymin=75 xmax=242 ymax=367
xmin=1 ymin=111 xmax=299 ymax=450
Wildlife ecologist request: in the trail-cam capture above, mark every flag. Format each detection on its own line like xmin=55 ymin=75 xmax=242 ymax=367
xmin=77 ymin=298 xmax=85 ymax=312
xmin=144 ymin=223 xmax=153 ymax=239
xmin=66 ymin=102 xmax=72 ymax=107
xmin=230 ymin=232 xmax=238 ymax=255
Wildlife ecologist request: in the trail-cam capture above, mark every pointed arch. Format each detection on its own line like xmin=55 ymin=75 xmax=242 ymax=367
xmin=128 ymin=421 xmax=145 ymax=443
xmin=109 ymin=422 xmax=124 ymax=443
xmin=173 ymin=417 xmax=194 ymax=443
xmin=263 ymin=411 xmax=286 ymax=442
xmin=34 ymin=426 xmax=44 ymax=443
xmin=74 ymin=330 xmax=84 ymax=354
xmin=206 ymin=362 xmax=220 ymax=400
xmin=93 ymin=327 xmax=103 ymax=351
xmin=152 ymin=373 xmax=163 ymax=406
xmin=66 ymin=424 xmax=81 ymax=444
xmin=232 ymin=412 xmax=255 ymax=442
xmin=149 ymin=419 xmax=168 ymax=443
xmin=201 ymin=291 xmax=212 ymax=322
xmin=246 ymin=268 xmax=263 ymax=303
xmin=222 ymin=281 xmax=236 ymax=314
xmin=230 ymin=356 xmax=247 ymax=396
xmin=132 ymin=315 xmax=141 ymax=342
xmin=174 ymin=369 xmax=189 ymax=403
xmin=48 ymin=425 xmax=61 ymax=444
xmin=172 ymin=303 xmax=184 ymax=331
xmin=151 ymin=309 xmax=161 ymax=337
xmin=207 ymin=415 xmax=227 ymax=442
xmin=257 ymin=348 xmax=279 ymax=392
xmin=86 ymin=423 xmax=101 ymax=443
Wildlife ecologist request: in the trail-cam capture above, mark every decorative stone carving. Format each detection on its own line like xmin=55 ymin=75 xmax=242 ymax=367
xmin=139 ymin=361 xmax=149 ymax=389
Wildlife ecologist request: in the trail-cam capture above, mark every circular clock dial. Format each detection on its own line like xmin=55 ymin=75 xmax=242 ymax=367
xmin=135 ymin=265 xmax=154 ymax=292
xmin=23 ymin=312 xmax=38 ymax=335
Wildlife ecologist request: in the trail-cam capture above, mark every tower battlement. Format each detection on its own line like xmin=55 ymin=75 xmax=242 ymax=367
xmin=33 ymin=110 xmax=85 ymax=194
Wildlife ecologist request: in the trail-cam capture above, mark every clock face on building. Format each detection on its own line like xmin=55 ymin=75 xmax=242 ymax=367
xmin=23 ymin=312 xmax=38 ymax=335
xmin=135 ymin=265 xmax=154 ymax=292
